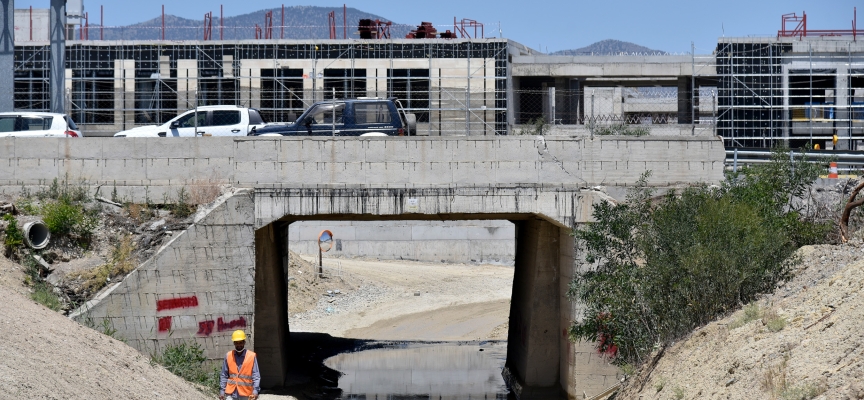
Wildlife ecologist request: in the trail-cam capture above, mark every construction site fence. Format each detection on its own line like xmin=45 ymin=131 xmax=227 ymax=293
xmin=513 ymin=88 xmax=717 ymax=128
xmin=13 ymin=79 xmax=508 ymax=136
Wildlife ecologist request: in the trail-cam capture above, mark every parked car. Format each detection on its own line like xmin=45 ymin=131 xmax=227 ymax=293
xmin=113 ymin=106 xmax=268 ymax=137
xmin=0 ymin=112 xmax=83 ymax=138
xmin=250 ymin=97 xmax=416 ymax=137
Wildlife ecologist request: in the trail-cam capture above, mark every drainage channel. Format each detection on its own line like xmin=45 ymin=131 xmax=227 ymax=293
xmin=272 ymin=332 xmax=514 ymax=400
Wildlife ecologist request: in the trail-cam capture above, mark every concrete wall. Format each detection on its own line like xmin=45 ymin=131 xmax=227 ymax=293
xmin=14 ymin=8 xmax=49 ymax=42
xmin=71 ymin=189 xmax=257 ymax=362
xmin=0 ymin=136 xmax=726 ymax=201
xmin=288 ymin=220 xmax=515 ymax=264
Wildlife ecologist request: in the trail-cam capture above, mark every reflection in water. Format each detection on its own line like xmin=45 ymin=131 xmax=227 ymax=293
xmin=325 ymin=341 xmax=511 ymax=399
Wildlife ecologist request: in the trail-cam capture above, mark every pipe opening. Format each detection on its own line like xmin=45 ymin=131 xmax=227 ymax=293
xmin=23 ymin=221 xmax=50 ymax=250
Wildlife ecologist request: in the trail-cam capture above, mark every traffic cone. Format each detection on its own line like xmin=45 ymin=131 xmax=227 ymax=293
xmin=828 ymin=162 xmax=839 ymax=179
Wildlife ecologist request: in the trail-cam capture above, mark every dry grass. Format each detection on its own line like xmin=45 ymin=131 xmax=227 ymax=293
xmin=761 ymin=357 xmax=788 ymax=399
xmin=79 ymin=235 xmax=137 ymax=294
xmin=760 ymin=355 xmax=823 ymax=400
xmin=188 ymin=179 xmax=223 ymax=205
xmin=762 ymin=308 xmax=788 ymax=333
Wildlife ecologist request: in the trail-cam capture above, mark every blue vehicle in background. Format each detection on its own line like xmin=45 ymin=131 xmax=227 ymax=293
xmin=251 ymin=97 xmax=417 ymax=137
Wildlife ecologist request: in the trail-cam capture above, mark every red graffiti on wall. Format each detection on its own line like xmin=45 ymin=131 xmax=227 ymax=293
xmin=197 ymin=320 xmax=215 ymax=336
xmin=197 ymin=317 xmax=247 ymax=337
xmin=217 ymin=316 xmax=247 ymax=332
xmin=156 ymin=296 xmax=199 ymax=312
xmin=158 ymin=316 xmax=172 ymax=332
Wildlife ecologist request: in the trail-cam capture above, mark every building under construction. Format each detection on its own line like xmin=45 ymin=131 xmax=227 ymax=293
xmin=14 ymin=38 xmax=510 ymax=136
xmin=9 ymin=7 xmax=864 ymax=148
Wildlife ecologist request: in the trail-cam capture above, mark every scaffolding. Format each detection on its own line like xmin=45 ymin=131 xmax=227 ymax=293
xmin=13 ymin=39 xmax=509 ymax=136
xmin=716 ymin=37 xmax=864 ymax=150
xmin=508 ymin=35 xmax=864 ymax=149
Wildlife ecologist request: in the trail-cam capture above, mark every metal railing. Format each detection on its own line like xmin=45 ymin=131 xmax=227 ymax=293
xmin=725 ymin=148 xmax=864 ymax=173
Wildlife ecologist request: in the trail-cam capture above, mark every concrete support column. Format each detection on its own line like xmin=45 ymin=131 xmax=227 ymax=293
xmin=560 ymin=226 xmax=621 ymax=398
xmin=506 ymin=218 xmax=561 ymax=395
xmin=677 ymin=77 xmax=693 ymax=124
xmin=0 ymin=0 xmax=13 ymax=112
xmin=254 ymin=224 xmax=289 ymax=388
xmin=248 ymin=67 xmax=261 ymax=109
xmin=115 ymin=60 xmax=134 ymax=131
xmin=50 ymin=0 xmax=65 ymax=114
xmin=836 ymin=67 xmax=851 ymax=150
xmin=177 ymin=60 xmax=197 ymax=111
xmin=569 ymin=79 xmax=582 ymax=125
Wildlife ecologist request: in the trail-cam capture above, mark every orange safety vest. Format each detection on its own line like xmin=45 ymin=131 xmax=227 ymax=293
xmin=225 ymin=350 xmax=257 ymax=396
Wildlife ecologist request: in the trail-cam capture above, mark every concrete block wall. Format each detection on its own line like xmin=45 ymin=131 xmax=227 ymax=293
xmin=71 ymin=189 xmax=257 ymax=361
xmin=288 ymin=220 xmax=515 ymax=264
xmin=0 ymin=136 xmax=726 ymax=202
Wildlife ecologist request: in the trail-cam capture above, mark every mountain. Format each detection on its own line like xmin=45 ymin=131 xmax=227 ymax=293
xmin=88 ymin=6 xmax=414 ymax=40
xmin=551 ymin=39 xmax=667 ymax=56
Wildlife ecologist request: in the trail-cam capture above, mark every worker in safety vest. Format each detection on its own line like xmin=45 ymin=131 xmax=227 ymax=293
xmin=219 ymin=330 xmax=261 ymax=400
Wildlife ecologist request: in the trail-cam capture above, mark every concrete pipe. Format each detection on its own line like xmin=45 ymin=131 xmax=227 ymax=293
xmin=22 ymin=220 xmax=50 ymax=250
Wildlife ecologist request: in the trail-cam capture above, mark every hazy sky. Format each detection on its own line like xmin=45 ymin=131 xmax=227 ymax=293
xmin=13 ymin=0 xmax=861 ymax=53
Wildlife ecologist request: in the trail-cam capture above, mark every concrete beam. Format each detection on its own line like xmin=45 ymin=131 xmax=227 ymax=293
xmin=511 ymin=55 xmax=715 ymax=78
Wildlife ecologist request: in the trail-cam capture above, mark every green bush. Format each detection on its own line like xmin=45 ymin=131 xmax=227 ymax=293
xmin=41 ymin=200 xmax=98 ymax=239
xmin=729 ymin=303 xmax=763 ymax=329
xmin=516 ymin=117 xmax=551 ymax=136
xmin=568 ymin=147 xmax=829 ymax=366
xmin=171 ymin=187 xmax=194 ymax=218
xmin=153 ymin=341 xmax=220 ymax=394
xmin=594 ymin=124 xmax=650 ymax=137
xmin=3 ymin=214 xmax=23 ymax=249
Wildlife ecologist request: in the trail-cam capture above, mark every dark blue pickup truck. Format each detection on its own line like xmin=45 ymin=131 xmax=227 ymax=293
xmin=251 ymin=97 xmax=416 ymax=137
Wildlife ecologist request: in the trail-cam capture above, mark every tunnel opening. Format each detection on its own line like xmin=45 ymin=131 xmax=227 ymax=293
xmin=254 ymin=214 xmax=576 ymax=400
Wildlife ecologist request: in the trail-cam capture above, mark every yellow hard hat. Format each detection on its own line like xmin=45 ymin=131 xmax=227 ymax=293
xmin=231 ymin=330 xmax=247 ymax=341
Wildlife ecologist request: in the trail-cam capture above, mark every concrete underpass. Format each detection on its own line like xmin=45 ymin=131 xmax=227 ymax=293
xmin=255 ymin=212 xmax=588 ymax=397
xmin=0 ymin=135 xmax=725 ymax=398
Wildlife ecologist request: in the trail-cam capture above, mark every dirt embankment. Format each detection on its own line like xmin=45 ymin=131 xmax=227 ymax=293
xmin=288 ymin=253 xmax=514 ymax=341
xmin=616 ymin=241 xmax=864 ymax=400
xmin=0 ymin=255 xmax=210 ymax=399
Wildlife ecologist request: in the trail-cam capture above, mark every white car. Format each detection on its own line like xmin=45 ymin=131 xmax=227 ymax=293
xmin=114 ymin=106 xmax=268 ymax=137
xmin=0 ymin=112 xmax=83 ymax=138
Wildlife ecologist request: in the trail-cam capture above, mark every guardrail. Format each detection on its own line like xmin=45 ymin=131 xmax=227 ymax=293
xmin=725 ymin=148 xmax=864 ymax=173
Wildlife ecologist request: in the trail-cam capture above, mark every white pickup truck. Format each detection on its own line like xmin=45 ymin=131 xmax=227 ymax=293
xmin=113 ymin=106 xmax=268 ymax=137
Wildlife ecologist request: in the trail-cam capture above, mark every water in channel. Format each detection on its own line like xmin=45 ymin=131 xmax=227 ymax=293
xmin=276 ymin=333 xmax=514 ymax=400
xmin=325 ymin=341 xmax=512 ymax=400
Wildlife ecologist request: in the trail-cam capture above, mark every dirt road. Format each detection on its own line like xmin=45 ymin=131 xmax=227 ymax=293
xmin=290 ymin=255 xmax=514 ymax=341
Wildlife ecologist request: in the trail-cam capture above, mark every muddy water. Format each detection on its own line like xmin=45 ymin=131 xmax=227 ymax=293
xmin=324 ymin=341 xmax=512 ymax=400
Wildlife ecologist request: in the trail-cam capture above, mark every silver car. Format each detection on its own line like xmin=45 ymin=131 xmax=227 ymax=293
xmin=0 ymin=112 xmax=83 ymax=138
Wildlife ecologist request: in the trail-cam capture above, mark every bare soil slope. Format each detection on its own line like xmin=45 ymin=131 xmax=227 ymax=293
xmin=289 ymin=255 xmax=514 ymax=341
xmin=616 ymin=241 xmax=864 ymax=400
xmin=0 ymin=257 xmax=209 ymax=399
